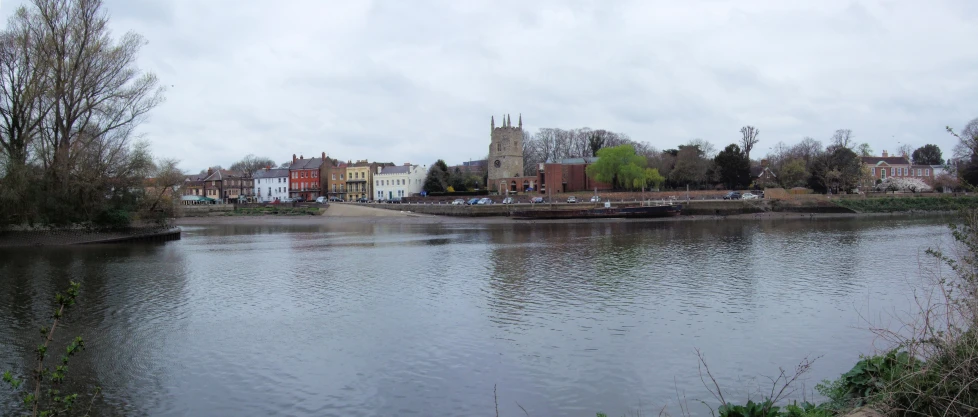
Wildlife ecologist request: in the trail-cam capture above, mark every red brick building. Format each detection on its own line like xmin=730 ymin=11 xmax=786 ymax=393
xmin=862 ymin=150 xmax=936 ymax=183
xmin=536 ymin=158 xmax=612 ymax=194
xmin=289 ymin=152 xmax=327 ymax=201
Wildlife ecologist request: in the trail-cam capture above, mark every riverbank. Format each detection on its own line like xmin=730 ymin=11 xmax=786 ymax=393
xmin=173 ymin=205 xmax=945 ymax=227
xmin=0 ymin=226 xmax=180 ymax=247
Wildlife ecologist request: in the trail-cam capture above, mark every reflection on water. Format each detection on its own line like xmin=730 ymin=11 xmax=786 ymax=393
xmin=0 ymin=215 xmax=954 ymax=416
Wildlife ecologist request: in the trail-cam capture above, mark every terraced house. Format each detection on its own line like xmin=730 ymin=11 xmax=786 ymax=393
xmin=289 ymin=153 xmax=327 ymax=201
xmin=374 ymin=164 xmax=426 ymax=201
xmin=253 ymin=167 xmax=290 ymax=203
xmin=203 ymin=168 xmax=253 ymax=203
xmin=345 ymin=160 xmax=394 ymax=201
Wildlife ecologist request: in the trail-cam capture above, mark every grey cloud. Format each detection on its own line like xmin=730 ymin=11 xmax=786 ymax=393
xmin=1 ymin=0 xmax=976 ymax=171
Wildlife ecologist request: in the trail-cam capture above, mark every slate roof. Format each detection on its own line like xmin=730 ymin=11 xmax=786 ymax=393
xmin=378 ymin=165 xmax=412 ymax=175
xmin=290 ymin=157 xmax=324 ymax=170
xmin=861 ymin=156 xmax=910 ymax=165
xmin=203 ymin=169 xmax=245 ymax=182
xmin=253 ymin=168 xmax=290 ymax=179
xmin=559 ymin=157 xmax=599 ymax=164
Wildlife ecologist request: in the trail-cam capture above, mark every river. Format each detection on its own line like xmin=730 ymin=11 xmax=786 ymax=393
xmin=0 ymin=215 xmax=956 ymax=416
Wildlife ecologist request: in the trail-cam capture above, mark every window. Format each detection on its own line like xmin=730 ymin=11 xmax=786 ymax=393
xmin=871 ymin=167 xmax=875 ymax=175
xmin=497 ymin=142 xmax=501 ymax=152
xmin=917 ymin=169 xmax=922 ymax=176
xmin=925 ymin=169 xmax=929 ymax=176
xmin=312 ymin=172 xmax=317 ymax=178
xmin=341 ymin=174 xmax=345 ymax=180
xmin=891 ymin=167 xmax=895 ymax=176
xmin=903 ymin=167 xmax=907 ymax=176
xmin=332 ymin=174 xmax=336 ymax=180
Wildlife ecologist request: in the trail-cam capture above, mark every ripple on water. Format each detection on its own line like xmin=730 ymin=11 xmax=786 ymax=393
xmin=0 ymin=216 xmax=954 ymax=416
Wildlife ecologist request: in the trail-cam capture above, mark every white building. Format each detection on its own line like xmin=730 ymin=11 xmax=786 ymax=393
xmin=374 ymin=164 xmax=426 ymax=201
xmin=253 ymin=167 xmax=291 ymax=202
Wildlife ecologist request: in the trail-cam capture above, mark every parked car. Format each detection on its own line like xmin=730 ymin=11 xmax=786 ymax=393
xmin=328 ymin=197 xmax=343 ymax=202
xmin=723 ymin=191 xmax=741 ymax=200
xmin=589 ymin=195 xmax=601 ymax=202
xmin=566 ymin=196 xmax=578 ymax=203
xmin=742 ymin=192 xmax=758 ymax=200
xmin=451 ymin=198 xmax=466 ymax=205
xmin=530 ymin=197 xmax=544 ymax=204
xmin=477 ymin=198 xmax=494 ymax=205
xmin=466 ymin=198 xmax=481 ymax=205
xmin=357 ymin=197 xmax=370 ymax=203
xmin=315 ymin=196 xmax=327 ymax=204
xmin=294 ymin=197 xmax=306 ymax=203
xmin=280 ymin=197 xmax=295 ymax=203
xmin=390 ymin=197 xmax=403 ymax=204
xmin=502 ymin=197 xmax=514 ymax=204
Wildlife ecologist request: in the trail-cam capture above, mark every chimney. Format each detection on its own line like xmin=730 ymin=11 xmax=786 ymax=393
xmin=377 ymin=166 xmax=382 ymax=174
xmin=322 ymin=152 xmax=326 ymax=160
xmin=404 ymin=163 xmax=411 ymax=166
xmin=292 ymin=154 xmax=297 ymax=163
xmin=300 ymin=155 xmax=304 ymax=159
xmin=760 ymin=159 xmax=768 ymax=168
xmin=207 ymin=168 xmax=214 ymax=175
xmin=882 ymin=150 xmax=888 ymax=158
xmin=265 ymin=165 xmax=270 ymax=171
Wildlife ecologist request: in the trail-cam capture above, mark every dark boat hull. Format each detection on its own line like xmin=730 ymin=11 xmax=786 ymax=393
xmin=511 ymin=204 xmax=683 ymax=220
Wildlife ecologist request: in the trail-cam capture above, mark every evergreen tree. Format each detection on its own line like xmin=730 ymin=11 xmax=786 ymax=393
xmin=712 ymin=144 xmax=751 ymax=189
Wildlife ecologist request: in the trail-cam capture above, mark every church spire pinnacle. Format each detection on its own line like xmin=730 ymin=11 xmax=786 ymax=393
xmin=491 ymin=115 xmax=495 ymax=130
xmin=518 ymin=113 xmax=522 ymax=129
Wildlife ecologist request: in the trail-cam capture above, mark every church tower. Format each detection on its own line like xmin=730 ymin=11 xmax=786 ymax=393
xmin=487 ymin=113 xmax=525 ymax=187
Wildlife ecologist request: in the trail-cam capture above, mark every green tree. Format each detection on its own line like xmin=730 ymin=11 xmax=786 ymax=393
xmin=778 ymin=158 xmax=808 ymax=188
xmin=3 ymin=282 xmax=100 ymax=417
xmin=911 ymin=144 xmax=943 ymax=165
xmin=857 ymin=143 xmax=874 ymax=157
xmin=423 ymin=160 xmax=449 ymax=193
xmin=713 ymin=144 xmax=751 ymax=189
xmin=668 ymin=145 xmax=711 ymax=188
xmin=808 ymin=146 xmax=862 ymax=193
xmin=585 ymin=144 xmax=650 ymax=190
xmin=587 ymin=132 xmax=605 ymax=157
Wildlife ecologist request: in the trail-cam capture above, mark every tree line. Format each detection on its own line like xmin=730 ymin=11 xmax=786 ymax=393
xmin=0 ymin=0 xmax=169 ymax=228
xmin=520 ymin=124 xmax=972 ymax=193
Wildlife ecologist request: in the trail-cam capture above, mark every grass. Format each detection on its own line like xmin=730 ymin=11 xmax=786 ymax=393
xmin=833 ymin=196 xmax=978 ymax=213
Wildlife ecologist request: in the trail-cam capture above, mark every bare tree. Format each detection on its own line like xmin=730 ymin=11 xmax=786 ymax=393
xmin=830 ymin=129 xmax=855 ymax=150
xmin=34 ymin=0 xmax=165 ymax=187
xmin=686 ymin=138 xmax=717 ymax=158
xmin=792 ymin=137 xmax=823 ymax=165
xmin=739 ymin=125 xmax=759 ymax=160
xmin=897 ymin=143 xmax=914 ymax=160
xmin=230 ymin=154 xmax=276 ymax=176
xmin=950 ymin=117 xmax=978 ymax=160
xmin=0 ymin=6 xmax=51 ymax=167
xmin=568 ymin=127 xmax=591 ymax=158
xmin=145 ymin=157 xmax=184 ymax=212
xmin=522 ymin=129 xmax=542 ymax=176
xmin=857 ymin=142 xmax=873 ymax=157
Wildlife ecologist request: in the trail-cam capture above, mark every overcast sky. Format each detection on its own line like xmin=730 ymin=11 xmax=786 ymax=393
xmin=2 ymin=0 xmax=977 ymax=171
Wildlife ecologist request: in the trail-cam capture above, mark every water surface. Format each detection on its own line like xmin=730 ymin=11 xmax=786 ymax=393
xmin=0 ymin=215 xmax=954 ymax=416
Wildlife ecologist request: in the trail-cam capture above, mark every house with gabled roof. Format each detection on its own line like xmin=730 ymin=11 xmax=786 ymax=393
xmin=288 ymin=152 xmax=327 ymax=201
xmin=253 ymin=167 xmax=290 ymax=203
